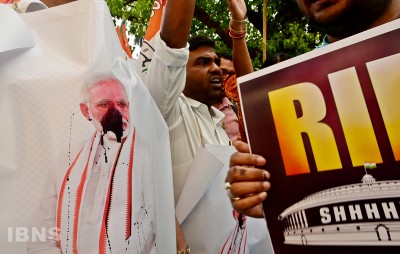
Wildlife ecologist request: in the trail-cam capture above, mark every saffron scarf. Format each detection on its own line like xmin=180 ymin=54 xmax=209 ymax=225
xmin=56 ymin=128 xmax=136 ymax=254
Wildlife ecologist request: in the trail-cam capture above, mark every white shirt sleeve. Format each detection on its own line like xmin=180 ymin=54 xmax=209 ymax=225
xmin=144 ymin=32 xmax=189 ymax=122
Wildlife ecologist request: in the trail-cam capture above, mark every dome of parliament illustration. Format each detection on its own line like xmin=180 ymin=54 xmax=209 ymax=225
xmin=278 ymin=163 xmax=400 ymax=246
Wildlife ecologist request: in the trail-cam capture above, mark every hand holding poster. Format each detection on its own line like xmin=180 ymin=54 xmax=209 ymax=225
xmin=238 ymin=19 xmax=400 ymax=254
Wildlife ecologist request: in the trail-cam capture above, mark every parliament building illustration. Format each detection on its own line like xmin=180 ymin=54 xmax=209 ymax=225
xmin=278 ymin=163 xmax=400 ymax=246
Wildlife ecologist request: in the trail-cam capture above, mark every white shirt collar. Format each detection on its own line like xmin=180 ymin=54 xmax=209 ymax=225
xmin=186 ymin=96 xmax=225 ymax=123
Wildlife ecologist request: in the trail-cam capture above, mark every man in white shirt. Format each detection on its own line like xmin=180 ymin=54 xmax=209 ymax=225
xmin=147 ymin=31 xmax=239 ymax=253
xmin=145 ymin=1 xmax=270 ymax=249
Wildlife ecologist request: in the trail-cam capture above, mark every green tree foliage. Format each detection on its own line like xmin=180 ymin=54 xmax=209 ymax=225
xmin=106 ymin=0 xmax=153 ymax=45
xmin=106 ymin=0 xmax=322 ymax=67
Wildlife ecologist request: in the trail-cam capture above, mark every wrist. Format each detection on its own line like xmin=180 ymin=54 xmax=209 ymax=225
xmin=230 ymin=18 xmax=246 ymax=30
xmin=228 ymin=18 xmax=247 ymax=39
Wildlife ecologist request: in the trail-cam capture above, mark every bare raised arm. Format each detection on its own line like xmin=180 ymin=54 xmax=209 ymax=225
xmin=160 ymin=0 xmax=196 ymax=49
xmin=227 ymin=0 xmax=253 ymax=76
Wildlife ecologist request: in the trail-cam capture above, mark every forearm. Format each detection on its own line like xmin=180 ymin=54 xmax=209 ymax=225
xmin=175 ymin=218 xmax=187 ymax=252
xmin=232 ymin=35 xmax=253 ymax=77
xmin=160 ymin=0 xmax=196 ymax=49
xmin=227 ymin=0 xmax=253 ymax=76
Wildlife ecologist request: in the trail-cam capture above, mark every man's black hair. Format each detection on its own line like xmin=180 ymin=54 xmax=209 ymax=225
xmin=217 ymin=52 xmax=233 ymax=61
xmin=188 ymin=35 xmax=215 ymax=51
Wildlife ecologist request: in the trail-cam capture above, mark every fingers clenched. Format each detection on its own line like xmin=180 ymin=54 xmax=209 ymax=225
xmin=232 ymin=141 xmax=250 ymax=153
xmin=226 ymin=166 xmax=270 ymax=183
xmin=230 ymin=181 xmax=270 ymax=198
xmin=231 ymin=192 xmax=267 ymax=218
xmin=230 ymin=152 xmax=266 ymax=168
xmin=230 ymin=141 xmax=266 ymax=168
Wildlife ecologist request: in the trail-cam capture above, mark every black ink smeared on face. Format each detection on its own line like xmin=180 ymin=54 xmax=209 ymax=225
xmin=101 ymin=106 xmax=124 ymax=143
